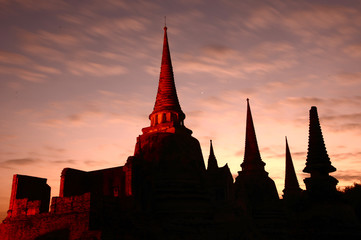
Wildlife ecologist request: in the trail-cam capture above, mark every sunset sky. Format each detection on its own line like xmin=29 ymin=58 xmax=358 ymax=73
xmin=1 ymin=0 xmax=361 ymax=219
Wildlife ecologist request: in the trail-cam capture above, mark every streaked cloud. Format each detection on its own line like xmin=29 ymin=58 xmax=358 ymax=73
xmin=333 ymin=170 xmax=361 ymax=183
xmin=331 ymin=151 xmax=361 ymax=163
xmin=0 ymin=0 xmax=68 ymax=11
xmin=67 ymin=61 xmax=127 ymax=77
xmin=44 ymin=146 xmax=66 ymax=153
xmin=0 ymin=158 xmax=39 ymax=167
xmin=52 ymin=159 xmax=76 ymax=165
xmin=0 ymin=134 xmax=17 ymax=142
xmin=283 ymin=97 xmax=326 ymax=106
xmin=19 ymin=91 xmax=151 ymax=129
xmin=0 ymin=51 xmax=31 ymax=65
xmin=333 ymin=72 xmax=361 ymax=85
xmin=281 ymin=96 xmax=361 ymax=108
xmin=0 ymin=66 xmax=47 ymax=83
xmin=344 ymin=44 xmax=361 ymax=58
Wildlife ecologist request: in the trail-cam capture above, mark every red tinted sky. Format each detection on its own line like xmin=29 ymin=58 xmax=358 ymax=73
xmin=1 ymin=0 xmax=361 ymax=219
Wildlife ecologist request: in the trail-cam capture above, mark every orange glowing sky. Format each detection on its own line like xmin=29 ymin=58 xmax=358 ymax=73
xmin=1 ymin=0 xmax=361 ymax=219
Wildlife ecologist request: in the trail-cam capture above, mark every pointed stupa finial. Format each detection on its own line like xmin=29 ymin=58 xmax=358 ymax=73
xmin=143 ymin=25 xmax=189 ymax=135
xmin=152 ymin=26 xmax=183 ymax=115
xmin=283 ymin=137 xmax=302 ymax=198
xmin=241 ymin=99 xmax=266 ymax=172
xmin=303 ymin=106 xmax=336 ymax=174
xmin=151 ymin=26 xmax=184 ymax=118
xmin=207 ymin=140 xmax=219 ymax=170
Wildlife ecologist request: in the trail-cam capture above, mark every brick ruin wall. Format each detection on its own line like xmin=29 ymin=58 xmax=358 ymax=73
xmin=7 ymin=175 xmax=50 ymax=218
xmin=0 ymin=192 xmax=102 ymax=240
xmin=0 ymin=161 xmax=134 ymax=239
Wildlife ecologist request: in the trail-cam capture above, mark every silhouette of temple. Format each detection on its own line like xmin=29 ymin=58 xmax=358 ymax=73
xmin=1 ymin=27 xmax=360 ymax=240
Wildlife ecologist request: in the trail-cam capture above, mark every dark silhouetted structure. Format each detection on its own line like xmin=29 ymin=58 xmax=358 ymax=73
xmin=1 ymin=27 xmax=360 ymax=240
xmin=7 ymin=175 xmax=50 ymax=218
xmin=206 ymin=140 xmax=234 ymax=205
xmin=303 ymin=106 xmax=339 ymax=199
xmin=234 ymin=99 xmax=279 ymax=210
xmin=282 ymin=137 xmax=302 ymax=200
xmin=132 ymin=27 xmax=208 ymax=224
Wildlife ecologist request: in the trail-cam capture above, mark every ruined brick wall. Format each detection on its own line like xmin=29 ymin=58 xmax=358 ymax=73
xmin=60 ymin=165 xmax=131 ymax=199
xmin=60 ymin=168 xmax=88 ymax=197
xmin=0 ymin=164 xmax=134 ymax=239
xmin=87 ymin=166 xmax=125 ymax=197
xmin=51 ymin=192 xmax=91 ymax=214
xmin=7 ymin=175 xmax=50 ymax=218
xmin=8 ymin=198 xmax=42 ymax=217
xmin=0 ymin=210 xmax=101 ymax=240
xmin=0 ymin=192 xmax=101 ymax=240
xmin=124 ymin=157 xmax=133 ymax=196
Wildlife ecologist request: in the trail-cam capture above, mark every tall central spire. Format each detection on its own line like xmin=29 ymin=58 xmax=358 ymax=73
xmin=142 ymin=26 xmax=190 ymax=135
xmin=151 ymin=26 xmax=184 ymax=119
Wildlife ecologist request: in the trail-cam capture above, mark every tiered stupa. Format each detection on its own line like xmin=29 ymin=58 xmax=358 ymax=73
xmin=303 ymin=106 xmax=338 ymax=198
xmin=141 ymin=26 xmax=191 ymax=136
xmin=132 ymin=26 xmax=208 ymax=217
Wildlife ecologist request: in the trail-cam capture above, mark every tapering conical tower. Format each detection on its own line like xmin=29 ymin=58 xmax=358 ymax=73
xmin=303 ymin=106 xmax=338 ymax=198
xmin=304 ymin=107 xmax=336 ymax=174
xmin=142 ymin=26 xmax=191 ymax=135
xmin=132 ymin=26 xmax=207 ymax=217
xmin=241 ymin=99 xmax=266 ymax=173
xmin=207 ymin=140 xmax=218 ymax=170
xmin=283 ymin=137 xmax=302 ymax=199
xmin=235 ymin=99 xmax=278 ymax=209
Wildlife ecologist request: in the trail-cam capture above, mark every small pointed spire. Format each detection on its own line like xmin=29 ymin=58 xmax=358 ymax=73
xmin=241 ymin=99 xmax=266 ymax=172
xmin=303 ymin=106 xmax=336 ymax=174
xmin=207 ymin=140 xmax=219 ymax=170
xmin=283 ymin=137 xmax=302 ymax=198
